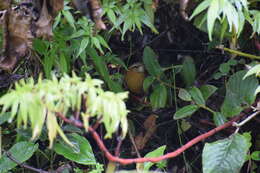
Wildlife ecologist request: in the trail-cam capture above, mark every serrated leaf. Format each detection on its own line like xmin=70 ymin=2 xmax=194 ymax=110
xmin=150 ymin=84 xmax=167 ymax=109
xmin=200 ymin=85 xmax=217 ymax=101
xmin=143 ymin=76 xmax=155 ymax=92
xmin=174 ymin=105 xmax=199 ymax=120
xmin=181 ymin=56 xmax=196 ymax=87
xmin=178 ymin=88 xmax=192 ymax=101
xmin=143 ymin=46 xmax=163 ymax=77
xmin=143 ymin=145 xmax=166 ymax=171
xmin=202 ymin=133 xmax=251 ymax=173
xmin=221 ymin=70 xmax=258 ymax=117
xmin=54 ymin=133 xmax=96 ymax=165
xmin=189 ymin=87 xmax=205 ymax=105
xmin=213 ymin=112 xmax=227 ymax=126
xmin=0 ymin=142 xmax=38 ymax=172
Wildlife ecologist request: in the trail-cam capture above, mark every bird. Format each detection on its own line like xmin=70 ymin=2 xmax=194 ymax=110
xmin=125 ymin=63 xmax=145 ymax=94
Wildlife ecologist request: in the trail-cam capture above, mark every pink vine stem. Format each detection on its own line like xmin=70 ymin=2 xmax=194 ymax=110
xmin=56 ymin=112 xmax=242 ymax=165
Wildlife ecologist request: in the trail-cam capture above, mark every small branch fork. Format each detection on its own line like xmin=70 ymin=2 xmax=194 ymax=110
xmin=56 ymin=112 xmax=244 ymax=165
xmin=4 ymin=151 xmax=48 ymax=173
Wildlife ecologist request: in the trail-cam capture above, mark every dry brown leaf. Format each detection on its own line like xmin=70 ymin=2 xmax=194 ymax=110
xmin=0 ymin=0 xmax=64 ymax=71
xmin=0 ymin=4 xmax=35 ymax=71
xmin=179 ymin=0 xmax=189 ymax=21
xmin=89 ymin=0 xmax=106 ymax=30
xmin=35 ymin=0 xmax=54 ymax=40
xmin=0 ymin=0 xmax=11 ymax=10
xmin=48 ymin=0 xmax=64 ymax=17
xmin=143 ymin=114 xmax=157 ymax=130
xmin=133 ymin=114 xmax=157 ymax=151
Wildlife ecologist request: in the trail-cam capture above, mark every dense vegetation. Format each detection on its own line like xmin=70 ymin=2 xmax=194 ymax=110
xmin=0 ymin=0 xmax=259 ymax=172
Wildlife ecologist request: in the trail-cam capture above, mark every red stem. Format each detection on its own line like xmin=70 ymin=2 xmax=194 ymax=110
xmin=56 ymin=112 xmax=242 ymax=165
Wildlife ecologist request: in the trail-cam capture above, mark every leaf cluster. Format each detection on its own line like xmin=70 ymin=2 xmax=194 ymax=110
xmin=0 ymin=74 xmax=129 ymax=147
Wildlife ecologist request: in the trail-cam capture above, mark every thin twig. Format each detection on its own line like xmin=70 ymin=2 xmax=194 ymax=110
xmin=233 ymin=110 xmax=260 ymax=129
xmin=5 ymin=151 xmax=49 ymax=173
xmin=115 ymin=136 xmax=123 ymax=157
xmin=128 ymin=131 xmax=141 ymax=158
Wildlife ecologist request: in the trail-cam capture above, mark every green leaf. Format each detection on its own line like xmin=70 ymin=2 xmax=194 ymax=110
xmin=144 ymin=145 xmax=166 ymax=171
xmin=174 ymin=105 xmax=199 ymax=120
xmin=86 ymin=47 xmax=123 ymax=92
xmin=59 ymin=53 xmax=69 ymax=73
xmin=221 ymin=70 xmax=258 ymax=117
xmin=255 ymin=86 xmax=260 ymax=95
xmin=251 ymin=151 xmax=260 ymax=161
xmin=33 ymin=39 xmax=49 ymax=55
xmin=105 ymin=53 xmax=127 ymax=70
xmin=207 ymin=0 xmax=220 ymax=40
xmin=223 ymin=1 xmax=239 ymax=33
xmin=62 ymin=10 xmax=76 ymax=30
xmin=143 ymin=76 xmax=155 ymax=92
xmin=150 ymin=84 xmax=167 ymax=109
xmin=69 ymin=29 xmax=85 ymax=39
xmin=54 ymin=133 xmax=96 ymax=165
xmin=143 ymin=46 xmax=163 ymax=77
xmin=189 ymin=0 xmax=212 ymax=20
xmin=219 ymin=63 xmax=230 ymax=74
xmin=189 ymin=87 xmax=205 ymax=105
xmin=43 ymin=53 xmax=55 ymax=79
xmin=178 ymin=88 xmax=192 ymax=101
xmin=92 ymin=37 xmax=104 ymax=54
xmin=107 ymin=9 xmax=116 ymax=24
xmin=213 ymin=112 xmax=227 ymax=126
xmin=77 ymin=38 xmax=89 ymax=58
xmin=200 ymin=85 xmax=217 ymax=101
xmin=202 ymin=133 xmax=251 ymax=173
xmin=0 ymin=142 xmax=38 ymax=172
xmin=181 ymin=56 xmax=196 ymax=87
xmin=0 ymin=112 xmax=11 ymax=125
xmin=243 ymin=64 xmax=260 ymax=79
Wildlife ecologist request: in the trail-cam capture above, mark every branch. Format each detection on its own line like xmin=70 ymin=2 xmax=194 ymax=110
xmin=4 ymin=151 xmax=49 ymax=173
xmin=56 ymin=112 xmax=243 ymax=165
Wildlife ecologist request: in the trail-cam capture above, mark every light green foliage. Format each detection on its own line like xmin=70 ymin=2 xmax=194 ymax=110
xmin=190 ymin=0 xmax=249 ymax=40
xmin=70 ymin=17 xmax=111 ymax=55
xmin=174 ymin=105 xmax=199 ymax=120
xmin=0 ymin=74 xmax=129 ymax=147
xmin=245 ymin=10 xmax=260 ymax=35
xmin=112 ymin=0 xmax=158 ymax=39
xmin=244 ymin=64 xmax=260 ymax=95
xmin=221 ymin=70 xmax=258 ymax=117
xmin=202 ymin=133 xmax=251 ymax=173
xmin=0 ymin=141 xmax=38 ymax=172
xmin=143 ymin=145 xmax=167 ymax=171
xmin=244 ymin=64 xmax=260 ymax=79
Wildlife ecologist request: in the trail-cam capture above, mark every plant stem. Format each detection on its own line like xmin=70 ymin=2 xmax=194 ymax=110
xmin=219 ymin=47 xmax=260 ymax=60
xmin=200 ymin=105 xmax=215 ymax=114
